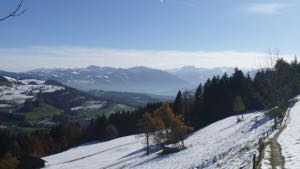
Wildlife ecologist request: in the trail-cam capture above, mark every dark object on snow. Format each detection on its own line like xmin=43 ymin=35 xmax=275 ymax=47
xmin=161 ymin=146 xmax=186 ymax=155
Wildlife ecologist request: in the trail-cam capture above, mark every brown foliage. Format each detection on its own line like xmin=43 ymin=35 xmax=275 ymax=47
xmin=0 ymin=153 xmax=19 ymax=169
xmin=104 ymin=124 xmax=119 ymax=140
xmin=138 ymin=102 xmax=193 ymax=154
xmin=29 ymin=135 xmax=45 ymax=157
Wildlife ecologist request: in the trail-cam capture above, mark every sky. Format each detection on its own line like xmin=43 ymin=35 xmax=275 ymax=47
xmin=0 ymin=0 xmax=299 ymax=72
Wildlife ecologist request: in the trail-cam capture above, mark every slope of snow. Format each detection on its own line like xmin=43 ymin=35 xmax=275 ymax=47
xmin=3 ymin=76 xmax=17 ymax=82
xmin=260 ymin=145 xmax=271 ymax=169
xmin=43 ymin=111 xmax=273 ymax=169
xmin=278 ymin=100 xmax=300 ymax=169
xmin=43 ymin=136 xmax=144 ymax=169
xmin=0 ymin=76 xmax=64 ymax=104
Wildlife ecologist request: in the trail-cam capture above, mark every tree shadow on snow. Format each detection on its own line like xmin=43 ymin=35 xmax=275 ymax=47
xmin=129 ymin=154 xmax=170 ymax=168
xmin=248 ymin=115 xmax=270 ymax=132
xmin=120 ymin=145 xmax=161 ymax=159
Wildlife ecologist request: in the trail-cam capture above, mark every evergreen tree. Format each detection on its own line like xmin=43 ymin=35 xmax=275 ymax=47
xmin=194 ymin=84 xmax=203 ymax=102
xmin=182 ymin=91 xmax=194 ymax=125
xmin=173 ymin=91 xmax=183 ymax=115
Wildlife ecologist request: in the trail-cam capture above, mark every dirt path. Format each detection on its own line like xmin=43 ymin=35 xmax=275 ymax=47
xmin=270 ymin=128 xmax=285 ymax=169
xmin=269 ymin=111 xmax=290 ymax=169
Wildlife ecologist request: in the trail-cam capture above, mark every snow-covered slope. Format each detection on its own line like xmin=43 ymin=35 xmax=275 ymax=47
xmin=0 ymin=76 xmax=64 ymax=105
xmin=43 ymin=111 xmax=273 ymax=169
xmin=278 ymin=100 xmax=300 ymax=169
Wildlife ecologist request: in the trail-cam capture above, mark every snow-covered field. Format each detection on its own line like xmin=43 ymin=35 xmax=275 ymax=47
xmin=43 ymin=111 xmax=274 ymax=169
xmin=278 ymin=100 xmax=300 ymax=169
xmin=0 ymin=76 xmax=64 ymax=105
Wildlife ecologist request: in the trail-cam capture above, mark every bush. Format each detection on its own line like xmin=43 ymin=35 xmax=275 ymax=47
xmin=161 ymin=146 xmax=185 ymax=155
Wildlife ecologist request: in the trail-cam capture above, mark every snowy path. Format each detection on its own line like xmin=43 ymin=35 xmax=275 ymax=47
xmin=270 ymin=126 xmax=285 ymax=169
xmin=278 ymin=100 xmax=300 ymax=169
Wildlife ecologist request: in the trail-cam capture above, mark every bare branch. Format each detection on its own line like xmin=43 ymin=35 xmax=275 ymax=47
xmin=0 ymin=0 xmax=25 ymax=22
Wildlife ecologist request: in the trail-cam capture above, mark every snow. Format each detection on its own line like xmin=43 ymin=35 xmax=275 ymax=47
xmin=96 ymin=74 xmax=110 ymax=79
xmin=43 ymin=136 xmax=144 ymax=169
xmin=70 ymin=106 xmax=83 ymax=111
xmin=43 ymin=111 xmax=274 ymax=169
xmin=260 ymin=144 xmax=271 ymax=169
xmin=70 ymin=104 xmax=103 ymax=111
xmin=0 ymin=104 xmax=11 ymax=108
xmin=0 ymin=77 xmax=65 ymax=104
xmin=278 ymin=100 xmax=300 ymax=169
xmin=20 ymin=79 xmax=45 ymax=85
xmin=3 ymin=76 xmax=17 ymax=82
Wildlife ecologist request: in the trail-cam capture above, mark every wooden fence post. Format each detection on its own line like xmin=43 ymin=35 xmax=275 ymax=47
xmin=253 ymin=154 xmax=256 ymax=169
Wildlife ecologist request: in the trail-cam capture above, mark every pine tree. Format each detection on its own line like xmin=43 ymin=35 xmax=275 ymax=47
xmin=182 ymin=91 xmax=194 ymax=125
xmin=173 ymin=91 xmax=183 ymax=115
xmin=194 ymin=84 xmax=203 ymax=102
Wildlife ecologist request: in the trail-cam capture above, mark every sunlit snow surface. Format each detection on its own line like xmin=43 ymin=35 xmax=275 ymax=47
xmin=0 ymin=77 xmax=64 ymax=104
xmin=43 ymin=112 xmax=274 ymax=169
xmin=278 ymin=100 xmax=300 ymax=169
xmin=260 ymin=144 xmax=271 ymax=169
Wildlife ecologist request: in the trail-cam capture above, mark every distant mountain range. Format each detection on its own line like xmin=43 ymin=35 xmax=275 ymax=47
xmin=0 ymin=66 xmax=252 ymax=96
xmin=167 ymin=66 xmax=235 ymax=86
xmin=0 ymin=66 xmax=191 ymax=96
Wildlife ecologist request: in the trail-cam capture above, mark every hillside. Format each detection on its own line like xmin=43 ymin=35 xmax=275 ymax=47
xmin=42 ymin=111 xmax=273 ymax=169
xmin=0 ymin=76 xmax=134 ymax=128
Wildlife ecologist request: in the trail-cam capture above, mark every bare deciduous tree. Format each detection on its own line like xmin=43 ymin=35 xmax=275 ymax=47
xmin=0 ymin=0 xmax=25 ymax=22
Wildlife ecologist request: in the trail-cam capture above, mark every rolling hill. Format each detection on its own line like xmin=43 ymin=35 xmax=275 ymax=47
xmin=42 ymin=111 xmax=274 ymax=169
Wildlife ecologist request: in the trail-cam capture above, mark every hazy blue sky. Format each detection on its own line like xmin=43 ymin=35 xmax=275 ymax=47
xmin=0 ymin=0 xmax=299 ymax=71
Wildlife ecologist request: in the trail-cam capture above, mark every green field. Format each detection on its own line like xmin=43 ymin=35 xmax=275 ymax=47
xmin=25 ymin=103 xmax=63 ymax=123
xmin=100 ymin=104 xmax=135 ymax=117
xmin=80 ymin=104 xmax=135 ymax=119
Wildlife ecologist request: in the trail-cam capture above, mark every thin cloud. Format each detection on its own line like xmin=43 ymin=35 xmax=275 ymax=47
xmin=0 ymin=47 xmax=293 ymax=72
xmin=245 ymin=3 xmax=286 ymax=14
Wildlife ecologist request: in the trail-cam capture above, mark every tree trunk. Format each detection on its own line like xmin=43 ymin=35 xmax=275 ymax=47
xmin=146 ymin=134 xmax=149 ymax=155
